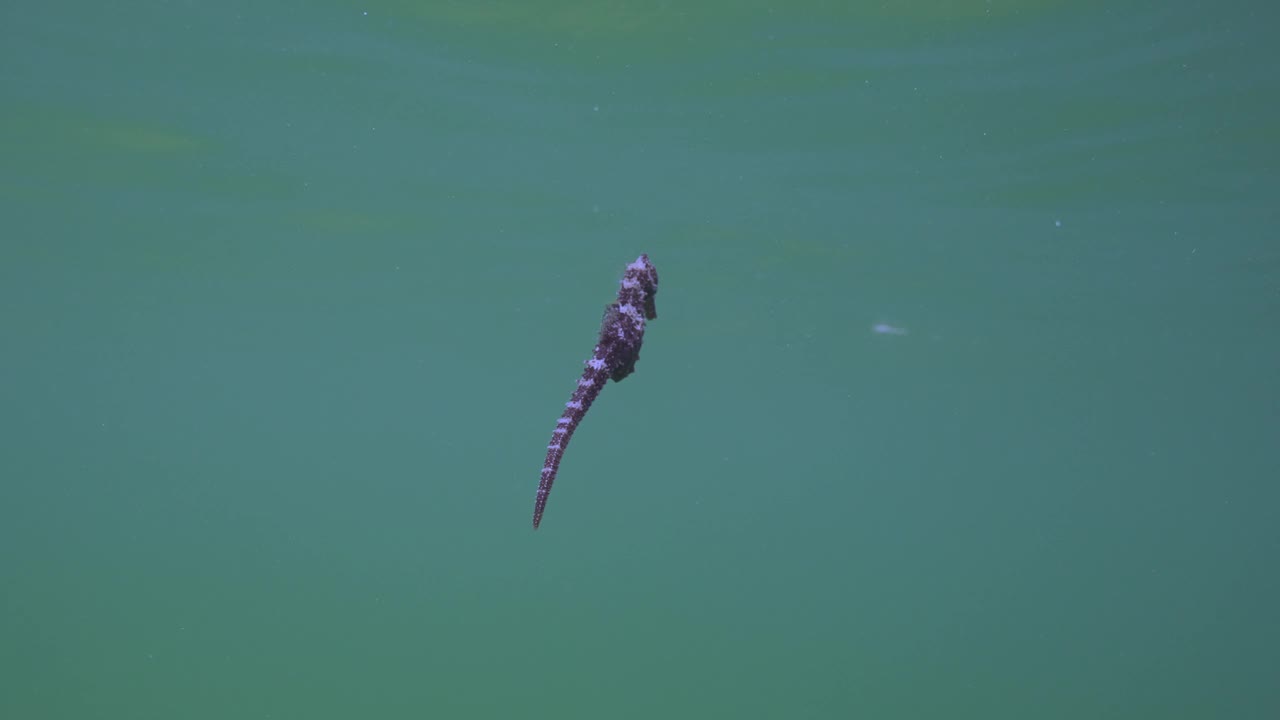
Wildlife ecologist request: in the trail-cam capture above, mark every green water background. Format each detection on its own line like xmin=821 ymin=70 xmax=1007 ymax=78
xmin=3 ymin=1 xmax=1277 ymax=717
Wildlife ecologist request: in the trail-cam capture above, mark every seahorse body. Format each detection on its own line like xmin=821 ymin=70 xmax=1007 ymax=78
xmin=533 ymin=255 xmax=659 ymax=529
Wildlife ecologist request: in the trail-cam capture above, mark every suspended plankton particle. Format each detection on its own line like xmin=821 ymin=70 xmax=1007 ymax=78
xmin=872 ymin=323 xmax=909 ymax=336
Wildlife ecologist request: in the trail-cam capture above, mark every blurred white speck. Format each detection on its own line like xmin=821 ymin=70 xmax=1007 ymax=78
xmin=1054 ymin=219 xmax=1062 ymax=227
xmin=872 ymin=323 xmax=908 ymax=336
xmin=593 ymin=105 xmax=599 ymax=112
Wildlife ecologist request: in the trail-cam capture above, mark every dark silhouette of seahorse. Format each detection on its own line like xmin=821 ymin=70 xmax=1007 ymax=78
xmin=533 ymin=255 xmax=659 ymax=529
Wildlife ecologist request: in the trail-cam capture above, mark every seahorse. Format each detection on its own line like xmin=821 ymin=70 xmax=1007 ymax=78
xmin=533 ymin=254 xmax=659 ymax=529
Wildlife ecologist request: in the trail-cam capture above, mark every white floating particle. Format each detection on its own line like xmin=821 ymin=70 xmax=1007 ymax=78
xmin=872 ymin=323 xmax=908 ymax=336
